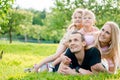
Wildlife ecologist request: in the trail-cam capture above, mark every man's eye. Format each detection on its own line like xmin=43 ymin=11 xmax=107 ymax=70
xmin=74 ymin=39 xmax=78 ymax=41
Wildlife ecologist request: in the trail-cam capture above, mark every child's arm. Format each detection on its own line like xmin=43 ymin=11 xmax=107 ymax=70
xmin=34 ymin=41 xmax=67 ymax=72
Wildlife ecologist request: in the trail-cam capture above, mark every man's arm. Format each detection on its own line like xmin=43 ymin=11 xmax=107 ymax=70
xmin=88 ymin=47 xmax=107 ymax=73
xmin=57 ymin=56 xmax=71 ymax=74
xmin=58 ymin=55 xmax=93 ymax=75
xmin=78 ymin=68 xmax=93 ymax=75
xmin=58 ymin=63 xmax=93 ymax=75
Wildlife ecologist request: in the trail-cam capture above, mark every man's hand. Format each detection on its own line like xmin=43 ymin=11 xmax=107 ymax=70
xmin=78 ymin=68 xmax=93 ymax=75
xmin=58 ymin=63 xmax=77 ymax=75
xmin=58 ymin=62 xmax=67 ymax=74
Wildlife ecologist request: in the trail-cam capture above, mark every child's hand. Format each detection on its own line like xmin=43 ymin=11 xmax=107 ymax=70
xmin=61 ymin=54 xmax=71 ymax=65
xmin=33 ymin=64 xmax=39 ymax=72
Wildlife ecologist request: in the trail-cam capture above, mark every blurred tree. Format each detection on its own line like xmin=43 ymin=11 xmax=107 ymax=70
xmin=30 ymin=25 xmax=41 ymax=43
xmin=31 ymin=9 xmax=46 ymax=26
xmin=43 ymin=0 xmax=74 ymax=42
xmin=43 ymin=0 xmax=120 ymax=42
xmin=0 ymin=0 xmax=14 ymax=23
xmin=1 ymin=0 xmax=120 ymax=43
xmin=19 ymin=24 xmax=30 ymax=42
xmin=3 ymin=9 xmax=33 ymax=43
xmin=16 ymin=10 xmax=33 ymax=42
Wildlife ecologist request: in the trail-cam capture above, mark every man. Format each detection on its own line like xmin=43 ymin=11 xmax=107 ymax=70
xmin=58 ymin=31 xmax=101 ymax=75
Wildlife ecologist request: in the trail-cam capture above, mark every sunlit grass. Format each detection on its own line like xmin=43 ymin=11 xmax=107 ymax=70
xmin=0 ymin=53 xmax=46 ymax=80
xmin=0 ymin=41 xmax=58 ymax=80
xmin=0 ymin=40 xmax=120 ymax=80
xmin=0 ymin=40 xmax=58 ymax=56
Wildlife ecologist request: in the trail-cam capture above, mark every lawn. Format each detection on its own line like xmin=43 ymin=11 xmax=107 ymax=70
xmin=0 ymin=40 xmax=120 ymax=80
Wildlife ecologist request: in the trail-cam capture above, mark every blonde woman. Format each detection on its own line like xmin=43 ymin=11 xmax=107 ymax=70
xmin=91 ymin=21 xmax=120 ymax=74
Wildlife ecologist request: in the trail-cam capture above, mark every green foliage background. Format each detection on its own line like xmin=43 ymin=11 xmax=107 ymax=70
xmin=0 ymin=0 xmax=120 ymax=43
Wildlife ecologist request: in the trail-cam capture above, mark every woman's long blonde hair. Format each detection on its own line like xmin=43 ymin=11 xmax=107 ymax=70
xmin=82 ymin=9 xmax=96 ymax=26
xmin=95 ymin=21 xmax=120 ymax=70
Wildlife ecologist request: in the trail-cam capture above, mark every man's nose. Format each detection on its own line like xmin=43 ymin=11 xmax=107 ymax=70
xmin=70 ymin=41 xmax=75 ymax=45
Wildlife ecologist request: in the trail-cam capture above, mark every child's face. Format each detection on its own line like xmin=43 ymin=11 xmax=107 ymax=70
xmin=72 ymin=12 xmax=82 ymax=26
xmin=82 ymin=14 xmax=95 ymax=27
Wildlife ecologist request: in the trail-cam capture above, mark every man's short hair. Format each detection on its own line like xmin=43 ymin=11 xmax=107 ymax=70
xmin=71 ymin=31 xmax=85 ymax=41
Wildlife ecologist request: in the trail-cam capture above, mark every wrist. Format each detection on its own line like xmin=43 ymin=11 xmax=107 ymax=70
xmin=75 ymin=66 xmax=80 ymax=73
xmin=73 ymin=69 xmax=79 ymax=75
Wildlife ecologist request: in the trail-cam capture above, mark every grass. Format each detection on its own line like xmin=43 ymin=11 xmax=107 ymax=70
xmin=0 ymin=40 xmax=120 ymax=80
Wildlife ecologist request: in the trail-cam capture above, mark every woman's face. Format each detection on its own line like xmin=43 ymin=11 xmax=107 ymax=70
xmin=72 ymin=12 xmax=82 ymax=26
xmin=99 ymin=24 xmax=111 ymax=44
xmin=82 ymin=14 xmax=94 ymax=27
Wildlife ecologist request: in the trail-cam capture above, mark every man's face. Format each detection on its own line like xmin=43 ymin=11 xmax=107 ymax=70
xmin=68 ymin=33 xmax=85 ymax=53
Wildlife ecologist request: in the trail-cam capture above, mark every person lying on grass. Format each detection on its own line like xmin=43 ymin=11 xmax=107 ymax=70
xmin=25 ymin=8 xmax=101 ymax=73
xmin=58 ymin=21 xmax=120 ymax=75
xmin=91 ymin=21 xmax=120 ymax=74
xmin=33 ymin=9 xmax=99 ymax=72
xmin=25 ymin=8 xmax=85 ymax=72
xmin=58 ymin=31 xmax=101 ymax=75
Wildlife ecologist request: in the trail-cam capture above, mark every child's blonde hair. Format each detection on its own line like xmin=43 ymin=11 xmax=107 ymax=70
xmin=71 ymin=8 xmax=84 ymax=19
xmin=83 ymin=9 xmax=96 ymax=25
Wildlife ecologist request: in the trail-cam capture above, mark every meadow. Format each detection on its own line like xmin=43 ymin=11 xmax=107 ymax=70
xmin=0 ymin=40 xmax=120 ymax=80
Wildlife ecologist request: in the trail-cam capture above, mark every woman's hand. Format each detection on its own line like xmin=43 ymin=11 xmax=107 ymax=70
xmin=91 ymin=63 xmax=107 ymax=73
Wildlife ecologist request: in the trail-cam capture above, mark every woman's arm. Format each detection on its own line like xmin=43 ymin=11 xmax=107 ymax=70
xmin=91 ymin=63 xmax=108 ymax=73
